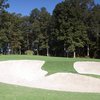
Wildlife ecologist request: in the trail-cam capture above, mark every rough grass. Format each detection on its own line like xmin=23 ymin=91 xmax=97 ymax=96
xmin=0 ymin=55 xmax=100 ymax=100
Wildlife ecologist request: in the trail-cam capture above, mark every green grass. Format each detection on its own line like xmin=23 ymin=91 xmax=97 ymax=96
xmin=0 ymin=55 xmax=100 ymax=100
xmin=0 ymin=83 xmax=100 ymax=100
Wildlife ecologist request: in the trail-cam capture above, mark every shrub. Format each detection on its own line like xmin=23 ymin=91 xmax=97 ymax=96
xmin=25 ymin=50 xmax=34 ymax=55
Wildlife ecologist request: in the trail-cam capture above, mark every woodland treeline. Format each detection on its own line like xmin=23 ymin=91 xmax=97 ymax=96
xmin=0 ymin=0 xmax=100 ymax=58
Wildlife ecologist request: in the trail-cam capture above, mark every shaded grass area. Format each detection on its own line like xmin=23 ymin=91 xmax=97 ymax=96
xmin=0 ymin=55 xmax=100 ymax=100
xmin=43 ymin=61 xmax=76 ymax=75
xmin=82 ymin=74 xmax=100 ymax=79
xmin=0 ymin=83 xmax=100 ymax=100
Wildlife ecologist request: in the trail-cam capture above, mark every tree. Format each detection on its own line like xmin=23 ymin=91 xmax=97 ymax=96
xmin=3 ymin=13 xmax=23 ymax=54
xmin=29 ymin=7 xmax=51 ymax=56
xmin=29 ymin=8 xmax=40 ymax=55
xmin=0 ymin=0 xmax=9 ymax=11
xmin=52 ymin=0 xmax=90 ymax=57
xmin=0 ymin=0 xmax=9 ymax=54
xmin=39 ymin=7 xmax=51 ymax=56
xmin=30 ymin=8 xmax=40 ymax=23
xmin=89 ymin=4 xmax=100 ymax=58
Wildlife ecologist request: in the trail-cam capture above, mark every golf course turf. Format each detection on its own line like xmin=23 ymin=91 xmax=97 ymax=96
xmin=0 ymin=55 xmax=100 ymax=100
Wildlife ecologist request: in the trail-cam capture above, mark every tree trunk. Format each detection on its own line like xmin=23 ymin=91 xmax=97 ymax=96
xmin=66 ymin=52 xmax=68 ymax=58
xmin=19 ymin=48 xmax=21 ymax=55
xmin=46 ymin=47 xmax=49 ymax=56
xmin=27 ymin=33 xmax=29 ymax=50
xmin=37 ymin=47 xmax=39 ymax=55
xmin=73 ymin=51 xmax=76 ymax=58
xmin=87 ymin=45 xmax=90 ymax=57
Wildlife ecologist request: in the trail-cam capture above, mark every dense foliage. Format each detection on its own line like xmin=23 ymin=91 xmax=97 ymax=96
xmin=0 ymin=0 xmax=100 ymax=58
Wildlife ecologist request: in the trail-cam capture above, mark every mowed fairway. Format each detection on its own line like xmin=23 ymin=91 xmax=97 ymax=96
xmin=0 ymin=55 xmax=100 ymax=100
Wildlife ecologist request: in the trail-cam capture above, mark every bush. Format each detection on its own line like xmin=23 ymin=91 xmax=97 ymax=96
xmin=25 ymin=50 xmax=34 ymax=55
xmin=94 ymin=49 xmax=100 ymax=59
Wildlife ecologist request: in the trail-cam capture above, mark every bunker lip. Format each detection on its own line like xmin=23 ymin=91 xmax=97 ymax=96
xmin=0 ymin=60 xmax=100 ymax=93
xmin=74 ymin=61 xmax=100 ymax=75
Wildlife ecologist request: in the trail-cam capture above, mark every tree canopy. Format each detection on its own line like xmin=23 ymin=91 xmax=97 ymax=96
xmin=0 ymin=0 xmax=100 ymax=58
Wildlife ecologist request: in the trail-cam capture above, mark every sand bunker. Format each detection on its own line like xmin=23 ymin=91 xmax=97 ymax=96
xmin=0 ymin=60 xmax=100 ymax=93
xmin=0 ymin=60 xmax=47 ymax=82
xmin=74 ymin=62 xmax=100 ymax=75
xmin=36 ymin=73 xmax=100 ymax=93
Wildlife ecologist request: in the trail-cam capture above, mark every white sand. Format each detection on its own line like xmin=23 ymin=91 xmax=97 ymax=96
xmin=0 ymin=60 xmax=100 ymax=93
xmin=0 ymin=60 xmax=47 ymax=82
xmin=36 ymin=73 xmax=100 ymax=93
xmin=74 ymin=62 xmax=100 ymax=75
